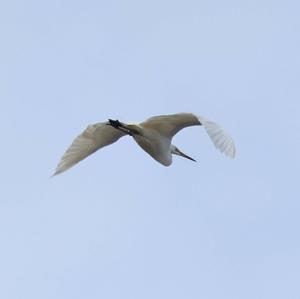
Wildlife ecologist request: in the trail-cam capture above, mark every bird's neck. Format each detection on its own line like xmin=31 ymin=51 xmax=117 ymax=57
xmin=126 ymin=124 xmax=143 ymax=136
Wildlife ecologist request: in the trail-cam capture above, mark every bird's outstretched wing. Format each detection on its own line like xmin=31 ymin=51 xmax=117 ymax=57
xmin=140 ymin=113 xmax=201 ymax=137
xmin=197 ymin=115 xmax=236 ymax=158
xmin=140 ymin=113 xmax=236 ymax=158
xmin=53 ymin=122 xmax=126 ymax=176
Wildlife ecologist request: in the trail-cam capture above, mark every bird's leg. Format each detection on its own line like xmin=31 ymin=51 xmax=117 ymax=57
xmin=172 ymin=146 xmax=197 ymax=162
xmin=107 ymin=119 xmax=133 ymax=136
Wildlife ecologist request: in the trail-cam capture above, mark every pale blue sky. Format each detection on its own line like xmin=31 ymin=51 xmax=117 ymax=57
xmin=1 ymin=0 xmax=300 ymax=298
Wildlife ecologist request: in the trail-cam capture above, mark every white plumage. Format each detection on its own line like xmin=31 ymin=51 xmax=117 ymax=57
xmin=53 ymin=113 xmax=236 ymax=175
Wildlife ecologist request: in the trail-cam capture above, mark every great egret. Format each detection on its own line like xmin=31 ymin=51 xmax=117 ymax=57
xmin=53 ymin=113 xmax=235 ymax=175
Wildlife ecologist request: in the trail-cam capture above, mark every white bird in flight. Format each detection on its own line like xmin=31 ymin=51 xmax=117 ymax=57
xmin=53 ymin=113 xmax=235 ymax=176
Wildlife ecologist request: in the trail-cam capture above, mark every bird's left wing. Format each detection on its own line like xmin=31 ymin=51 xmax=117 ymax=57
xmin=140 ymin=113 xmax=236 ymax=158
xmin=53 ymin=122 xmax=126 ymax=176
xmin=140 ymin=113 xmax=201 ymax=138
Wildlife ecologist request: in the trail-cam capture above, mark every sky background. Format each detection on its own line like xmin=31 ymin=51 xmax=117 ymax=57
xmin=1 ymin=0 xmax=300 ymax=298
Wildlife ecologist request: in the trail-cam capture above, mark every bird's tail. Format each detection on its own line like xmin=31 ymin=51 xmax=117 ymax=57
xmin=198 ymin=115 xmax=236 ymax=158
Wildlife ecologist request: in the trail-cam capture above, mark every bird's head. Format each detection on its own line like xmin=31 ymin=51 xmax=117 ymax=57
xmin=106 ymin=119 xmax=136 ymax=136
xmin=171 ymin=145 xmax=196 ymax=162
xmin=107 ymin=119 xmax=124 ymax=128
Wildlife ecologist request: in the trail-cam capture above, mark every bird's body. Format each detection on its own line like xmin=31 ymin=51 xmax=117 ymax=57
xmin=53 ymin=113 xmax=235 ymax=175
xmin=130 ymin=126 xmax=172 ymax=166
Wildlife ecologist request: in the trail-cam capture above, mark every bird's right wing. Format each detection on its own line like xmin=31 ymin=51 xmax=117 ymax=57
xmin=53 ymin=122 xmax=126 ymax=176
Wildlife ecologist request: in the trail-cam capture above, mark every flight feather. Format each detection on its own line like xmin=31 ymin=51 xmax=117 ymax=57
xmin=53 ymin=123 xmax=126 ymax=175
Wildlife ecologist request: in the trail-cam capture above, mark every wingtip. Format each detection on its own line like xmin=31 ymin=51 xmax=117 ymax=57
xmin=225 ymin=147 xmax=236 ymax=159
xmin=51 ymin=168 xmax=65 ymax=177
xmin=50 ymin=171 xmax=58 ymax=178
xmin=51 ymin=166 xmax=65 ymax=177
xmin=198 ymin=115 xmax=236 ymax=159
